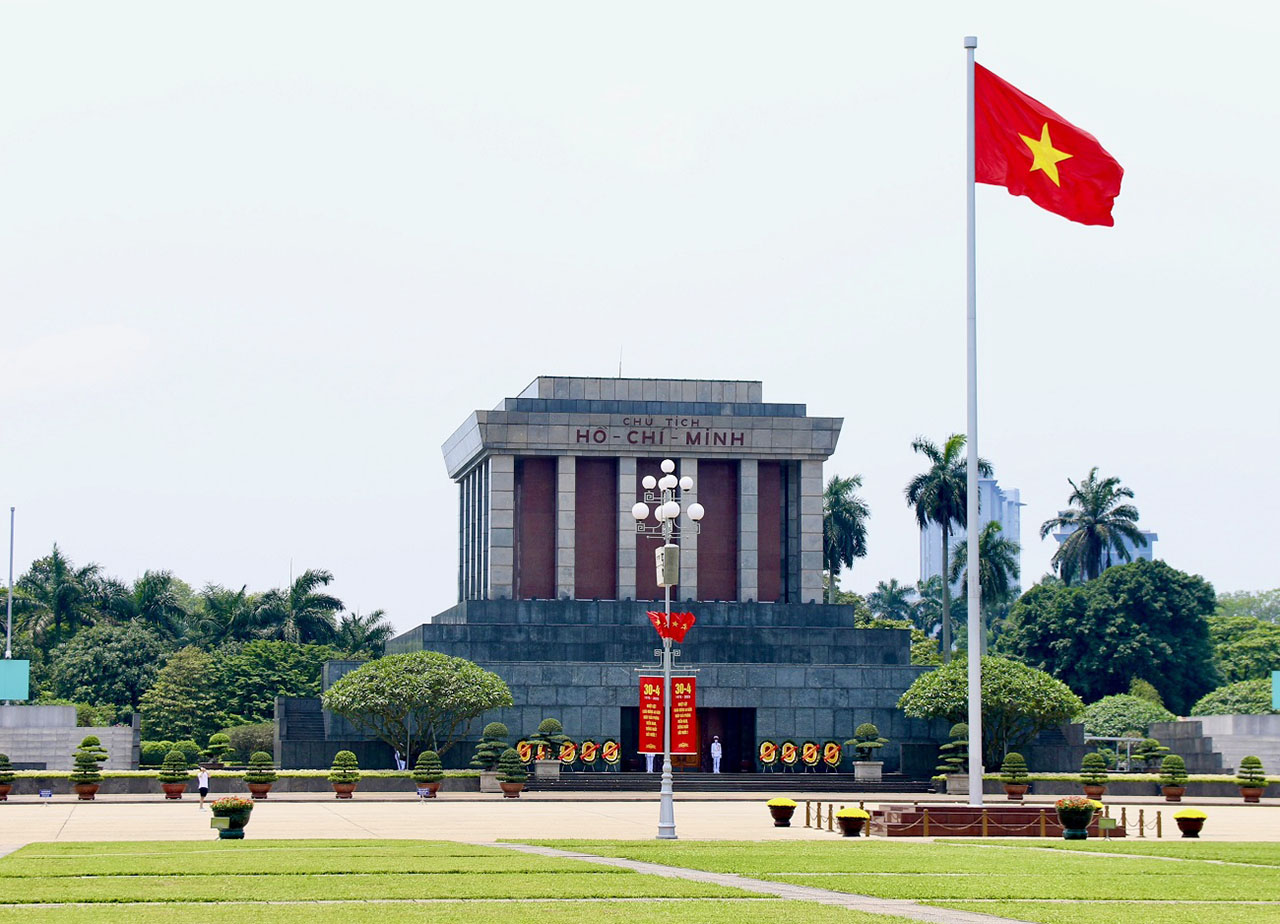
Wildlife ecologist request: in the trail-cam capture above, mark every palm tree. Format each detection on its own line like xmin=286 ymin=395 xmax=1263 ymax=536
xmin=255 ymin=569 xmax=344 ymax=644
xmin=1039 ymin=467 xmax=1146 ymax=584
xmin=949 ymin=521 xmax=1020 ymax=654
xmin=130 ymin=570 xmax=191 ymax=641
xmin=190 ymin=584 xmax=259 ymax=646
xmin=904 ymin=434 xmax=992 ymax=662
xmin=15 ymin=544 xmax=103 ymax=648
xmin=868 ymin=579 xmax=915 ymax=623
xmin=823 ymin=474 xmax=870 ymax=604
xmin=336 ymin=609 xmax=395 ymax=658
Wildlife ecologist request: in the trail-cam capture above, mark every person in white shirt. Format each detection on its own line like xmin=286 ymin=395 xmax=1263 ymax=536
xmin=645 ymin=752 xmax=655 ymax=773
xmin=197 ymin=767 xmax=210 ymax=809
xmin=710 ymin=737 xmax=723 ymax=774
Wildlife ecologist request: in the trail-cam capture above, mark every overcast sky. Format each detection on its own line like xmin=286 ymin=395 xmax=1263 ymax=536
xmin=3 ymin=1 xmax=1276 ymax=634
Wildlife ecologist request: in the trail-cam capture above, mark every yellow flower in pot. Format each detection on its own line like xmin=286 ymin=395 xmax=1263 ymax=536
xmin=1173 ymin=808 xmax=1207 ymax=838
xmin=835 ymin=807 xmax=870 ymax=837
xmin=766 ymin=798 xmax=798 ymax=827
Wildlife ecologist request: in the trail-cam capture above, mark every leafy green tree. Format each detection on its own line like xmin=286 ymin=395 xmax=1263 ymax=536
xmin=1081 ymin=694 xmax=1174 ymax=737
xmin=1215 ymin=588 xmax=1280 ymax=624
xmin=222 ymin=723 xmax=276 ymax=762
xmin=823 ymin=474 xmax=870 ymax=604
xmin=335 ymin=609 xmax=395 ymax=659
xmin=321 ymin=651 xmax=513 ymax=760
xmin=868 ymin=579 xmax=915 ymax=623
xmin=1039 ymin=468 xmax=1146 ymax=584
xmin=854 ymin=615 xmax=941 ymax=666
xmin=254 ymin=569 xmax=344 ymax=644
xmin=1190 ymin=679 xmax=1278 ymax=716
xmin=210 ymin=640 xmax=340 ymax=723
xmin=998 ymin=560 xmax=1218 ymax=714
xmin=949 ymin=521 xmax=1021 ymax=655
xmin=1207 ymin=614 xmax=1280 ymax=683
xmin=16 ymin=545 xmax=104 ymax=649
xmin=1128 ymin=677 xmax=1165 ymax=707
xmin=904 ymin=434 xmax=991 ymax=661
xmin=46 ymin=622 xmax=169 ymax=712
xmin=128 ymin=571 xmax=193 ymax=641
xmin=897 ymin=655 xmax=1084 ymax=764
xmin=138 ymin=647 xmax=229 ymax=742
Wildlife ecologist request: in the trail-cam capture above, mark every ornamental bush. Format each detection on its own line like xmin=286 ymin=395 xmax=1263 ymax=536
xmin=1160 ymin=754 xmax=1188 ymax=786
xmin=209 ymin=796 xmax=254 ymax=816
xmin=1081 ymin=694 xmax=1174 ymax=738
xmin=999 ymin=752 xmax=1028 ymax=784
xmin=846 ymin=723 xmax=888 ymax=761
xmin=243 ymin=752 xmax=278 ymax=785
xmin=158 ymin=750 xmax=191 ymax=784
xmin=497 ymin=747 xmax=527 ymax=784
xmin=1132 ymin=738 xmax=1170 ymax=771
xmin=172 ymin=739 xmax=202 ymax=767
xmin=1236 ymin=756 xmax=1266 ymax=788
xmin=936 ymin=723 xmax=968 ymax=776
xmin=203 ymin=733 xmax=232 ymax=763
xmin=222 ymin=723 xmax=275 ymax=764
xmin=412 ymin=750 xmax=444 ymax=785
xmin=527 ymin=718 xmax=568 ymax=759
xmin=140 ymin=740 xmax=173 ymax=766
xmin=70 ymin=736 xmax=108 ymax=785
xmin=0 ymin=754 xmax=14 ymax=786
xmin=1080 ymin=753 xmax=1110 ymax=785
xmin=1190 ymin=679 xmax=1278 ymax=716
xmin=469 ymin=722 xmax=510 ymax=771
xmin=328 ymin=750 xmax=361 ymax=784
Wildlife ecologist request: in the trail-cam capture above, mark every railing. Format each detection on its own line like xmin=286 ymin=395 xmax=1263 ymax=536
xmin=802 ymin=801 xmax=1164 ymax=838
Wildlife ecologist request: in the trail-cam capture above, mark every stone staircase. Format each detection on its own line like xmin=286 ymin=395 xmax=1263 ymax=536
xmin=525 ymin=772 xmax=934 ymax=793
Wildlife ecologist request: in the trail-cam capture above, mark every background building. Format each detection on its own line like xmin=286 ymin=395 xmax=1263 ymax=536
xmin=1050 ymin=519 xmax=1158 ymax=570
xmin=919 ymin=478 xmax=1023 ymax=591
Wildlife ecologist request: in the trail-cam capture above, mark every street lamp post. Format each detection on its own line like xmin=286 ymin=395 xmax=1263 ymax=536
xmin=631 ymin=459 xmax=704 ymax=840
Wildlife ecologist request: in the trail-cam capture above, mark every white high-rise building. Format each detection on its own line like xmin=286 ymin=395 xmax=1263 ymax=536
xmin=1050 ymin=520 xmax=1158 ymax=572
xmin=919 ymin=478 xmax=1022 ymax=590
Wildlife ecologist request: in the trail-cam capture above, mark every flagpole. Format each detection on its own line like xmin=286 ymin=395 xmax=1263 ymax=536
xmin=963 ymin=34 xmax=984 ymax=808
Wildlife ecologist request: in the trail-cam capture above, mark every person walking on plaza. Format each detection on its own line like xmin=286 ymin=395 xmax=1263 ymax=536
xmin=711 ymin=736 xmax=722 ymax=774
xmin=196 ymin=766 xmax=210 ymax=809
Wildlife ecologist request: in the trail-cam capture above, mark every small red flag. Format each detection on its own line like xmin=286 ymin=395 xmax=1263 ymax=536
xmin=975 ymin=64 xmax=1123 ymax=226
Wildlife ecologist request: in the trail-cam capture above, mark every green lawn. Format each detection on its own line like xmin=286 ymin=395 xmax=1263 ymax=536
xmin=943 ymin=838 xmax=1280 ymax=866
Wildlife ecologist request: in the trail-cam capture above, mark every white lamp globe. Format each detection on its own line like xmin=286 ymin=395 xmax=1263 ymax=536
xmin=663 ymin=501 xmax=682 ymax=519
xmin=658 ymin=474 xmax=678 ymax=491
xmin=660 ymin=459 xmax=676 ymax=473
xmin=631 ymin=502 xmax=650 ymax=521
xmin=679 ymin=476 xmax=693 ymax=491
xmin=642 ymin=475 xmax=657 ymax=490
xmin=654 ymin=504 xmax=669 ymax=521
xmin=687 ymin=502 xmax=705 ymax=521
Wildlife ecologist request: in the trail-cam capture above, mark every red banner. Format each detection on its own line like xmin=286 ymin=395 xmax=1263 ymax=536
xmin=638 ymin=676 xmax=663 ymax=753
xmin=646 ymin=610 xmax=696 ymax=643
xmin=670 ymin=677 xmax=697 ymax=755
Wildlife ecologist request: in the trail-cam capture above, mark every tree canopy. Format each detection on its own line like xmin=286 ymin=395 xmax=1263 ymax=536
xmin=1081 ymin=693 xmax=1174 ymax=737
xmin=998 ymin=560 xmax=1218 ymax=714
xmin=46 ymin=621 xmax=168 ymax=712
xmin=1190 ymin=679 xmax=1277 ymax=716
xmin=1207 ymin=614 xmax=1280 ymax=684
xmin=322 ymin=651 xmax=513 ymax=761
xmin=897 ymin=655 xmax=1083 ymax=764
xmin=1039 ymin=467 xmax=1146 ymax=584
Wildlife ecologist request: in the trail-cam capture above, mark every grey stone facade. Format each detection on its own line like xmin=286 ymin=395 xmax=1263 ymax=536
xmin=0 ymin=705 xmax=140 ymax=770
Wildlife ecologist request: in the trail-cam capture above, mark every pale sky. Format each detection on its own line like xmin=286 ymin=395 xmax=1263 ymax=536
xmin=4 ymin=1 xmax=1277 ymax=634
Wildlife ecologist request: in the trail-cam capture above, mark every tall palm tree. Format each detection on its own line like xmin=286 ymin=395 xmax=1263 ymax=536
xmin=336 ymin=609 xmax=395 ymax=659
xmin=868 ymin=579 xmax=915 ymax=623
xmin=904 ymin=434 xmax=992 ymax=662
xmin=254 ymin=568 xmax=344 ymax=644
xmin=190 ymin=584 xmax=259 ymax=646
xmin=130 ymin=570 xmax=191 ymax=641
xmin=823 ymin=474 xmax=870 ymax=604
xmin=15 ymin=544 xmax=103 ymax=649
xmin=1039 ymin=467 xmax=1146 ymax=584
xmin=949 ymin=521 xmax=1021 ymax=654
xmin=912 ymin=576 xmax=946 ymax=637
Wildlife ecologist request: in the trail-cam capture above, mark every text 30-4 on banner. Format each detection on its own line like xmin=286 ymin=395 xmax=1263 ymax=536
xmin=637 ymin=676 xmax=698 ymax=754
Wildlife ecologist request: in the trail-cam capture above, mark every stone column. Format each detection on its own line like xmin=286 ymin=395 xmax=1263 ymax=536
xmin=488 ymin=454 xmax=515 ymax=600
xmin=617 ymin=456 xmax=637 ymax=600
xmin=678 ymin=457 xmax=698 ymax=601
xmin=556 ymin=456 xmax=576 ymax=599
xmin=799 ymin=459 xmax=824 ymax=603
xmin=738 ymin=459 xmax=758 ymax=602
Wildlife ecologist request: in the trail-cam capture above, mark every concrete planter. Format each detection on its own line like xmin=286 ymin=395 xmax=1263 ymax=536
xmin=946 ymin=774 xmax=969 ymax=796
xmin=479 ymin=771 xmax=502 ymax=793
xmin=854 ymin=761 xmax=883 ymax=782
xmin=533 ymin=760 xmax=561 ymax=780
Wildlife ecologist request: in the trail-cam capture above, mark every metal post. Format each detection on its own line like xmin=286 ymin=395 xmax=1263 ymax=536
xmin=5 ymin=507 xmax=13 ymax=659
xmin=963 ymin=34 xmax=984 ymax=809
xmin=657 ymin=581 xmax=676 ymax=839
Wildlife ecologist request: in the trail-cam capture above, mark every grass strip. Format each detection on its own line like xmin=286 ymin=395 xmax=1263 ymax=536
xmin=7 ymin=840 xmax=512 ymax=857
xmin=0 ymin=854 xmax=598 ymax=877
xmin=932 ymin=901 xmax=1275 ymax=924
xmin=942 ymin=839 xmax=1280 ymax=867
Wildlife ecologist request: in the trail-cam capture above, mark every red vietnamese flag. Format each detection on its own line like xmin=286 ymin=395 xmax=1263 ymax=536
xmin=975 ymin=64 xmax=1123 ymax=226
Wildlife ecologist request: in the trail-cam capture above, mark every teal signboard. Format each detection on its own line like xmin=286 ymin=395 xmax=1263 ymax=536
xmin=1273 ymin=670 xmax=1279 ymax=711
xmin=0 ymin=660 xmax=30 ymax=700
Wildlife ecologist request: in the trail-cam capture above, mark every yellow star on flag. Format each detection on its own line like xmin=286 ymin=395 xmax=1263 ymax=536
xmin=1018 ymin=122 xmax=1072 ymax=187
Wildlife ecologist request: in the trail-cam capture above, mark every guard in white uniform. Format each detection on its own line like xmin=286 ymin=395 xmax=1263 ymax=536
xmin=711 ymin=736 xmax=722 ymax=773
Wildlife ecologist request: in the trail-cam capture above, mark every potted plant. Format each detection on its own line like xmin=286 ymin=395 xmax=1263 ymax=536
xmin=1055 ymin=795 xmax=1096 ymax=840
xmin=202 ymin=733 xmax=232 ymax=770
xmin=70 ymin=736 xmax=108 ymax=800
xmin=0 ymin=754 xmax=14 ymax=802
xmin=846 ymin=723 xmax=888 ymax=782
xmin=497 ymin=747 xmax=527 ymax=798
xmin=1132 ymin=737 xmax=1169 ymax=771
xmin=999 ymin=752 xmax=1029 ymax=800
xmin=835 ymin=807 xmax=871 ymax=837
xmin=1080 ymin=753 xmax=1109 ymax=799
xmin=328 ymin=750 xmax=361 ymax=798
xmin=210 ymin=796 xmax=254 ymax=839
xmin=470 ymin=722 xmax=510 ymax=793
xmin=1236 ymin=756 xmax=1266 ymax=803
xmin=1159 ymin=754 xmax=1188 ymax=802
xmin=243 ymin=751 xmax=279 ymax=800
xmin=413 ymin=750 xmax=445 ymax=798
xmin=937 ymin=723 xmax=969 ymax=795
xmin=158 ymin=750 xmax=191 ymax=799
xmin=766 ymin=797 xmax=797 ymax=826
xmin=1173 ymin=808 xmax=1207 ymax=838
xmin=527 ymin=719 xmax=568 ymax=780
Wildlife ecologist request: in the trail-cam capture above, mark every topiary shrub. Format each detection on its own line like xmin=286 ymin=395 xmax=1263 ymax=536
xmin=497 ymin=747 xmax=528 ymax=784
xmin=846 ymin=723 xmax=889 ymax=762
xmin=0 ymin=754 xmax=14 ymax=786
xmin=1160 ymin=754 xmax=1188 ymax=786
xmin=140 ymin=740 xmax=173 ymax=767
xmin=1236 ymin=755 xmax=1266 ymax=789
xmin=1082 ymin=694 xmax=1174 ymax=737
xmin=413 ymin=750 xmax=445 ymax=785
xmin=526 ymin=718 xmax=568 ymax=760
xmin=1000 ymin=752 xmax=1028 ymax=784
xmin=70 ymin=736 xmax=108 ymax=785
xmin=1190 ymin=679 xmax=1278 ymax=716
xmin=328 ymin=750 xmax=361 ymax=784
xmin=243 ymin=752 xmax=278 ymax=784
xmin=172 ymin=739 xmax=202 ymax=767
xmin=936 ymin=723 xmax=968 ymax=776
xmin=1080 ymin=753 xmax=1109 ymax=785
xmin=158 ymin=750 xmax=191 ymax=784
xmin=469 ymin=722 xmax=510 ymax=771
xmin=1132 ymin=738 xmax=1170 ymax=771
xmin=204 ymin=733 xmax=232 ymax=763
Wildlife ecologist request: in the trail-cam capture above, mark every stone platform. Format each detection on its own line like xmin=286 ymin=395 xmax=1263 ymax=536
xmin=869 ymin=803 xmax=1127 ymax=838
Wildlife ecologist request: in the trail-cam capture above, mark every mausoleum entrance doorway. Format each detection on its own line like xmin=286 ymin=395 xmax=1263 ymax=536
xmin=620 ymin=706 xmax=756 ymax=772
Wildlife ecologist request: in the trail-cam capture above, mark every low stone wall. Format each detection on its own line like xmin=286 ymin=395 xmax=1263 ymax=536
xmin=7 ymin=775 xmax=481 ymax=796
xmin=0 ymin=724 xmax=139 ymax=770
xmin=981 ymin=778 xmax=1279 ymax=799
